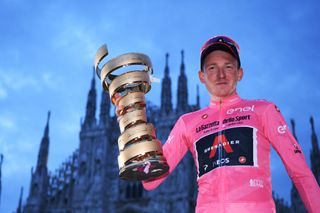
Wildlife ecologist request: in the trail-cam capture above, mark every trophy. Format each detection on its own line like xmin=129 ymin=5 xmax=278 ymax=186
xmin=94 ymin=44 xmax=169 ymax=181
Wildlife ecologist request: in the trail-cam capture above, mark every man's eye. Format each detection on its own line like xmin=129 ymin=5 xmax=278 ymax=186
xmin=226 ymin=65 xmax=234 ymax=69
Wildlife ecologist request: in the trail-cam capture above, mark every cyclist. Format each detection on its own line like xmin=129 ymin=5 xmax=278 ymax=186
xmin=143 ymin=35 xmax=320 ymax=212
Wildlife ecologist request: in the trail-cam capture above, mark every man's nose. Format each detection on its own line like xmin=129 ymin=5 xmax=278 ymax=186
xmin=217 ymin=68 xmax=226 ymax=79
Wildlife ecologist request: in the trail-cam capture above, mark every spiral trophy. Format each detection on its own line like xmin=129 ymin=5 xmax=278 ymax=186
xmin=94 ymin=44 xmax=169 ymax=181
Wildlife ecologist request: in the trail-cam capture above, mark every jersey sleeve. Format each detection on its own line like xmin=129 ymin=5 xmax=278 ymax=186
xmin=142 ymin=116 xmax=189 ymax=190
xmin=262 ymin=103 xmax=320 ymax=212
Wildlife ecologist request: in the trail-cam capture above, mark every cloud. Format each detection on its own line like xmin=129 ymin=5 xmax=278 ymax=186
xmin=49 ymin=17 xmax=99 ymax=62
xmin=0 ymin=136 xmax=36 ymax=176
xmin=41 ymin=72 xmax=63 ymax=90
xmin=0 ymin=115 xmax=14 ymax=129
xmin=0 ymin=83 xmax=7 ymax=99
xmin=0 ymin=68 xmax=64 ymax=96
xmin=0 ymin=70 xmax=40 ymax=91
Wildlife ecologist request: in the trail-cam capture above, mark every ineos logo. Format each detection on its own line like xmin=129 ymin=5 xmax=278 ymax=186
xmin=226 ymin=105 xmax=255 ymax=114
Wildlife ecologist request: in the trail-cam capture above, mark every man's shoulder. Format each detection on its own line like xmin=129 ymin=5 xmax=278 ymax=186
xmin=179 ymin=107 xmax=210 ymax=122
xmin=241 ymin=98 xmax=274 ymax=107
xmin=239 ymin=98 xmax=278 ymax=114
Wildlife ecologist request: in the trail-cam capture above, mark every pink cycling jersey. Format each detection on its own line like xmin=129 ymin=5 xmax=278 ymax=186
xmin=143 ymin=93 xmax=320 ymax=213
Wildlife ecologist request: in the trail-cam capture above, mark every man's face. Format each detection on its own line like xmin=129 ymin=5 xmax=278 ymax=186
xmin=198 ymin=50 xmax=243 ymax=101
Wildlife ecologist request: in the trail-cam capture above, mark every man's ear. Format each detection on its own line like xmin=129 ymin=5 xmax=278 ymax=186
xmin=198 ymin=70 xmax=205 ymax=83
xmin=237 ymin=68 xmax=244 ymax=81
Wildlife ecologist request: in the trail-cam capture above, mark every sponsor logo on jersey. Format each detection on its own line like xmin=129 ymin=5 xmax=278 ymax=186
xmin=223 ymin=115 xmax=251 ymax=124
xmin=196 ymin=121 xmax=219 ymax=133
xmin=195 ymin=127 xmax=257 ymax=178
xmin=212 ymin=157 xmax=230 ymax=167
xmin=239 ymin=156 xmax=247 ymax=164
xmin=249 ymin=179 xmax=264 ymax=188
xmin=203 ymin=134 xmax=236 ymax=158
xmin=226 ymin=105 xmax=255 ymax=115
xmin=277 ymin=125 xmax=286 ymax=134
xmin=293 ymin=144 xmax=302 ymax=154
xmin=202 ymin=114 xmax=208 ymax=119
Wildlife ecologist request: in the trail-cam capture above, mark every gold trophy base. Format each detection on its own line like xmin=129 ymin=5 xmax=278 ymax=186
xmin=119 ymin=155 xmax=169 ymax=181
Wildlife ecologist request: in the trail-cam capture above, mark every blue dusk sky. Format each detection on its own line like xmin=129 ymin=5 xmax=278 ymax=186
xmin=1 ymin=0 xmax=320 ymax=212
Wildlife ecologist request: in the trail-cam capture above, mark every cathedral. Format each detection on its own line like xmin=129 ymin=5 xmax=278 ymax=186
xmin=13 ymin=51 xmax=319 ymax=213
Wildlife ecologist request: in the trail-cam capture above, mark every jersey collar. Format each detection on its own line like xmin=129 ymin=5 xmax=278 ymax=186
xmin=209 ymin=93 xmax=241 ymax=108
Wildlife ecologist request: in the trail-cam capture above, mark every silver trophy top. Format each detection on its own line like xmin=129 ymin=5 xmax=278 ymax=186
xmin=94 ymin=44 xmax=153 ymax=91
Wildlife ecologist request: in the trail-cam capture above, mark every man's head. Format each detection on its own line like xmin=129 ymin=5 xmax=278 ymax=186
xmin=198 ymin=35 xmax=243 ymax=101
xmin=200 ymin=35 xmax=241 ymax=70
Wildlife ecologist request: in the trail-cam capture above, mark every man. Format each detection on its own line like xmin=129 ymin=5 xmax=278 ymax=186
xmin=143 ymin=36 xmax=320 ymax=212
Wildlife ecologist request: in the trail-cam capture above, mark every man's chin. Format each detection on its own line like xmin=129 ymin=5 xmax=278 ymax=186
xmin=215 ymin=90 xmax=229 ymax=97
xmin=214 ymin=91 xmax=235 ymax=98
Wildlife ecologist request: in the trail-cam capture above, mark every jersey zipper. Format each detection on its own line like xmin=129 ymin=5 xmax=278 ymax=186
xmin=218 ymin=99 xmax=223 ymax=168
xmin=218 ymin=99 xmax=226 ymax=210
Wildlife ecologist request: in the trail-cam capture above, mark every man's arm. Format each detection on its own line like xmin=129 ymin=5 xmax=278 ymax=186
xmin=143 ymin=116 xmax=189 ymax=190
xmin=262 ymin=103 xmax=320 ymax=212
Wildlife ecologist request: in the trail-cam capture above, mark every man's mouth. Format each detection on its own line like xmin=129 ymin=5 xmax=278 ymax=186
xmin=216 ymin=82 xmax=228 ymax=85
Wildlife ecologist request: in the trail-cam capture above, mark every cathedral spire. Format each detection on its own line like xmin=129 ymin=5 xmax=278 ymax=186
xmin=290 ymin=119 xmax=298 ymax=140
xmin=165 ymin=53 xmax=169 ymax=77
xmin=310 ymin=116 xmax=320 ymax=184
xmin=177 ymin=50 xmax=188 ymax=113
xmin=180 ymin=50 xmax=185 ymax=74
xmin=310 ymin=116 xmax=317 ymax=136
xmin=161 ymin=53 xmax=172 ymax=114
xmin=196 ymin=85 xmax=200 ymax=108
xmin=24 ymin=113 xmax=50 ymax=213
xmin=99 ymin=90 xmax=110 ymax=127
xmin=290 ymin=119 xmax=307 ymax=212
xmin=36 ymin=111 xmax=50 ymax=170
xmin=16 ymin=187 xmax=23 ymax=213
xmin=83 ymin=68 xmax=97 ymax=127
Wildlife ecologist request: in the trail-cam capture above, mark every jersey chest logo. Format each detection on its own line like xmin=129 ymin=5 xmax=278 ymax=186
xmin=195 ymin=126 xmax=257 ymax=178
